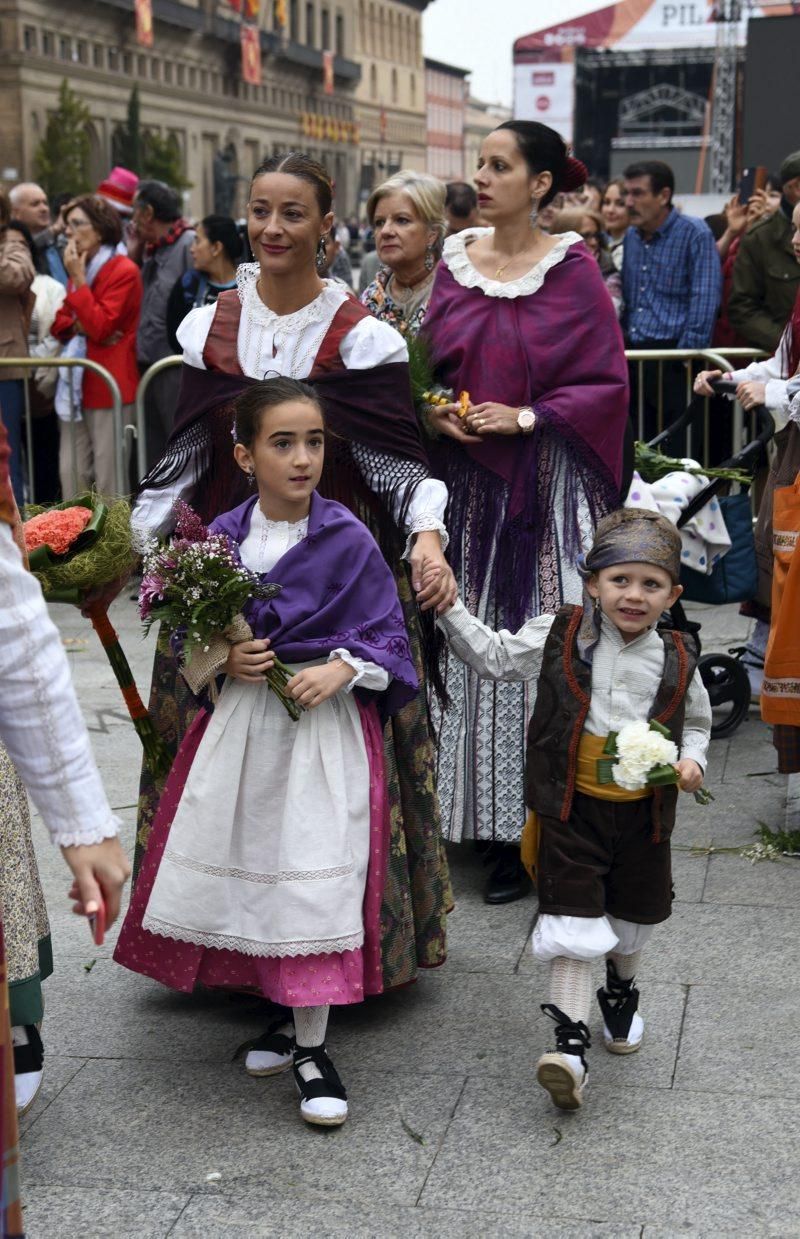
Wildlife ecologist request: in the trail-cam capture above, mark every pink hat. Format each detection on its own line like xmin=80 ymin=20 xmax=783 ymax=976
xmin=97 ymin=166 xmax=139 ymax=216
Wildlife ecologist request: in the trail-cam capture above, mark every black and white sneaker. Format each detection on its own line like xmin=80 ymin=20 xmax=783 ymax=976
xmin=536 ymin=1004 xmax=590 ymax=1111
xmin=292 ymin=1044 xmax=348 ymax=1127
xmin=13 ymin=1025 xmax=44 ymax=1116
xmin=244 ymin=1015 xmax=295 ymax=1077
xmin=597 ymin=959 xmax=644 ymax=1055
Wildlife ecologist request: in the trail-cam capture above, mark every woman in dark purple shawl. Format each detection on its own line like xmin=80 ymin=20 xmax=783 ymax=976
xmin=129 ymin=153 xmax=455 ymax=993
xmin=421 ymin=122 xmax=629 ymax=901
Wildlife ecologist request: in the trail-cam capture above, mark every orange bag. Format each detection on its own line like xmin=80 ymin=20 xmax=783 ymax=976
xmin=762 ymin=471 xmax=800 ymax=727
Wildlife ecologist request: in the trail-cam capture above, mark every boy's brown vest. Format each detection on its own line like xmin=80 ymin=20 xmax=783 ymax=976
xmin=525 ymin=605 xmax=697 ymax=842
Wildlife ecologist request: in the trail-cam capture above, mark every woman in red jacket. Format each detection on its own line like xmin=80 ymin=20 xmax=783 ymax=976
xmin=52 ymin=195 xmax=142 ymax=498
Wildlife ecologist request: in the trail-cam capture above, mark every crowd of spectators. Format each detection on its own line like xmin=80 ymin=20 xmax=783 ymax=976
xmin=0 ymin=149 xmax=799 ymax=507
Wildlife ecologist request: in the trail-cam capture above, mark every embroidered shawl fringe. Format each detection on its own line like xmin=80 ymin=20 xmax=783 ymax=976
xmin=440 ymin=410 xmax=618 ymax=631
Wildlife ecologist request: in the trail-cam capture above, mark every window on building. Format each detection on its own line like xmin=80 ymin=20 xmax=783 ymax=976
xmin=188 ymin=65 xmax=197 ymax=88
xmin=177 ymin=63 xmax=185 ymax=86
xmin=290 ymin=0 xmax=299 ymax=40
xmin=93 ymin=44 xmax=104 ymax=68
xmin=138 ymin=54 xmax=146 ymax=75
xmin=42 ymin=31 xmax=54 ymax=55
xmin=200 ymin=69 xmax=208 ymax=92
xmin=123 ymin=51 xmax=132 ymax=74
xmin=59 ymin=36 xmax=70 ymax=59
xmin=391 ymin=67 xmax=398 ymax=104
xmin=410 ymin=72 xmax=416 ymax=107
xmin=150 ymin=59 xmax=160 ymax=81
xmin=369 ymin=63 xmax=377 ymax=100
xmin=164 ymin=61 xmax=173 ymax=84
xmin=321 ymin=7 xmax=330 ymax=49
xmin=77 ymin=40 xmax=88 ymax=64
xmin=305 ymin=2 xmax=314 ymax=46
xmin=335 ymin=11 xmax=344 ymax=55
xmin=108 ymin=46 xmax=119 ymax=70
xmin=23 ymin=27 xmax=37 ymax=52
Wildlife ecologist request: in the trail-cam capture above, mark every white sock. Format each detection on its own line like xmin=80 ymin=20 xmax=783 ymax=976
xmin=608 ymin=950 xmax=641 ymax=982
xmin=293 ymin=1005 xmax=330 ymax=1084
xmin=548 ymin=957 xmax=592 ymax=1026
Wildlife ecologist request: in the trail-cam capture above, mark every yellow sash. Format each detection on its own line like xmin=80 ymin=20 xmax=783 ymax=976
xmin=520 ymin=734 xmax=652 ymax=881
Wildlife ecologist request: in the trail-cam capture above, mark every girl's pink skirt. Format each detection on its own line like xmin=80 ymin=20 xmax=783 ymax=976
xmin=114 ymin=698 xmax=389 ymax=1007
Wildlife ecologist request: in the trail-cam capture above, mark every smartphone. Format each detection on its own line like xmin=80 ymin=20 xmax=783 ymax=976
xmin=738 ymin=166 xmax=767 ymax=202
xmin=87 ymin=899 xmax=106 ymax=947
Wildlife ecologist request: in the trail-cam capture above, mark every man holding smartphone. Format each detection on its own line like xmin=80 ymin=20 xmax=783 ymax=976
xmin=729 ymin=150 xmax=800 ymax=352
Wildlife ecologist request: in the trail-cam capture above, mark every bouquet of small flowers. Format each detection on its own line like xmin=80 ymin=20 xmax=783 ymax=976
xmin=597 ymin=719 xmax=713 ymax=805
xmin=22 ymin=492 xmax=170 ymax=778
xmin=140 ymin=501 xmax=301 ymax=720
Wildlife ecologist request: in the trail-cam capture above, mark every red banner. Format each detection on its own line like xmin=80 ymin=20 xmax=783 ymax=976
xmin=322 ymin=49 xmax=334 ymax=95
xmin=244 ymin=0 xmax=259 ymax=20
xmin=135 ymin=0 xmax=154 ymax=47
xmin=241 ymin=24 xmax=262 ymax=84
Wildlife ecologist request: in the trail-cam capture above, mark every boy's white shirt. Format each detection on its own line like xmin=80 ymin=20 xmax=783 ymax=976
xmin=439 ymin=599 xmax=711 ymax=771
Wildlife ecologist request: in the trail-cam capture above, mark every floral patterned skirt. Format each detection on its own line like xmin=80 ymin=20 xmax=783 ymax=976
xmin=134 ymin=567 xmax=451 ymax=991
xmin=0 ymin=745 xmax=52 ymax=1027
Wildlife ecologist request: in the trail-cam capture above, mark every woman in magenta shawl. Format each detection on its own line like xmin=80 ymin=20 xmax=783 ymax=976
xmin=422 ymin=121 xmax=629 ymax=903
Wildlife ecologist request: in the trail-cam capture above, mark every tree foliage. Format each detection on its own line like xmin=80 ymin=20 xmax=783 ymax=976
xmin=112 ymin=87 xmax=191 ymax=191
xmin=33 ymin=80 xmax=92 ymax=198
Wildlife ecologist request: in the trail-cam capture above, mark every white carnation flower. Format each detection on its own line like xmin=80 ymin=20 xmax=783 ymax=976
xmin=611 ymin=720 xmax=678 ymax=790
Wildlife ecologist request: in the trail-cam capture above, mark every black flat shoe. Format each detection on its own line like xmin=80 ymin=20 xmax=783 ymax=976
xmin=293 ymin=1044 xmax=348 ymax=1127
xmin=484 ymin=844 xmax=532 ymax=905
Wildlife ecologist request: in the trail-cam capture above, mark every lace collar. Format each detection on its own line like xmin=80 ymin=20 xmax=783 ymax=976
xmin=442 ymin=227 xmax=582 ymax=299
xmin=252 ymin=503 xmax=309 ymax=535
xmin=236 ymin=263 xmax=346 ymax=330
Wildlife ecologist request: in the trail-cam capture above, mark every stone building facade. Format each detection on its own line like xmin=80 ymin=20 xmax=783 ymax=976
xmin=424 ymin=56 xmax=468 ymax=181
xmin=0 ymin=0 xmax=365 ymax=217
xmin=351 ymin=0 xmax=429 ymax=209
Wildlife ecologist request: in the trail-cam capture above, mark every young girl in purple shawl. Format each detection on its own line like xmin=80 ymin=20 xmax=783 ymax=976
xmin=115 ymin=378 xmax=418 ymax=1128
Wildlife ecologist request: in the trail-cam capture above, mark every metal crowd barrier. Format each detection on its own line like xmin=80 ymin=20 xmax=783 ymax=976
xmin=135 ymin=355 xmax=183 ymax=484
xmin=0 ymin=357 xmax=126 ymax=503
xmin=624 ymin=347 xmax=767 ymax=465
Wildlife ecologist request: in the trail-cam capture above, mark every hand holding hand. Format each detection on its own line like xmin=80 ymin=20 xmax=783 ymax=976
xmin=62 ymin=836 xmax=131 ymax=928
xmin=409 ymin=532 xmax=458 ymax=614
xmin=465 ymin=402 xmax=523 ymax=436
xmin=693 ymin=369 xmax=723 ymax=397
xmin=674 ymin=759 xmax=703 ymax=794
xmin=736 ymin=379 xmax=766 ymax=411
xmin=287 ymin=660 xmax=354 ymax=709
xmin=223 ymin=638 xmax=276 ymax=683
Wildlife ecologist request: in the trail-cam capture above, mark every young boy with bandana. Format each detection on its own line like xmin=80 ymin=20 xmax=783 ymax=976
xmin=436 ymin=508 xmax=712 ymax=1110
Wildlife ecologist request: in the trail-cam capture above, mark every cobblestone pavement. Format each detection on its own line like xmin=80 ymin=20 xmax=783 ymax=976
xmin=18 ymin=596 xmax=800 ymax=1237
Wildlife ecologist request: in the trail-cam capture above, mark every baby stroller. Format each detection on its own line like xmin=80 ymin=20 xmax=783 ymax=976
xmin=642 ymin=378 xmax=774 ymax=740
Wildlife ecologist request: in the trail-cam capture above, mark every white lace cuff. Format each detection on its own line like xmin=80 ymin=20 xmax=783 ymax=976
xmin=401 ymin=517 xmax=450 ymax=562
xmin=53 ymin=812 xmax=122 ymax=849
xmin=328 ymin=649 xmax=389 ymax=692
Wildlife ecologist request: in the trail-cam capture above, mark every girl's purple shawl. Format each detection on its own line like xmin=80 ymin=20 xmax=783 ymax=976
xmin=421 ymin=242 xmax=630 ymax=628
xmin=211 ymin=492 xmax=418 ymax=719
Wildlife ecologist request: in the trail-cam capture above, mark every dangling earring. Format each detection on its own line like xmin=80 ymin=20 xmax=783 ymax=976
xmin=593 ymin=596 xmax=601 ymax=615
xmin=316 ymin=236 xmax=327 ymax=270
xmin=424 ymin=244 xmax=435 ymax=273
xmin=530 ymin=197 xmax=539 ymax=228
xmin=247 ymin=469 xmax=256 ymax=488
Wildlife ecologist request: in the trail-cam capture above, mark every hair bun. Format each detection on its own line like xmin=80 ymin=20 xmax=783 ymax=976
xmin=561 ymin=156 xmax=588 ymax=192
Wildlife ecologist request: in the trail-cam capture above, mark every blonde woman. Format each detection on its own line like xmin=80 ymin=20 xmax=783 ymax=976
xmin=361 ymin=170 xmax=446 ymax=337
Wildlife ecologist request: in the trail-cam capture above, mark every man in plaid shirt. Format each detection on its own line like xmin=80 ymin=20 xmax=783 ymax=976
xmin=621 ymin=160 xmax=722 ymax=440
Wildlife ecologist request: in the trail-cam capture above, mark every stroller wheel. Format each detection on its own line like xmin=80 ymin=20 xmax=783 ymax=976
xmin=699 ymin=653 xmax=751 ymax=740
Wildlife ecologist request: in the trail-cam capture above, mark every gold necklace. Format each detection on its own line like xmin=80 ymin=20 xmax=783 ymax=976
xmin=494 ymin=241 xmax=538 ymax=281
